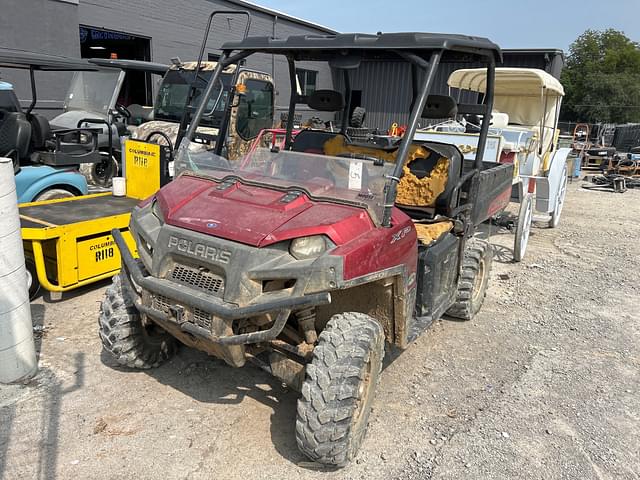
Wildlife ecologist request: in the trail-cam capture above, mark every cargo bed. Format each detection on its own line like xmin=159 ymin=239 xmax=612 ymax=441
xmin=20 ymin=193 xmax=139 ymax=295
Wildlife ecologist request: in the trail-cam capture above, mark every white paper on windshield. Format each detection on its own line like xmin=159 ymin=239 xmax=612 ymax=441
xmin=348 ymin=161 xmax=363 ymax=190
xmin=168 ymin=161 xmax=175 ymax=178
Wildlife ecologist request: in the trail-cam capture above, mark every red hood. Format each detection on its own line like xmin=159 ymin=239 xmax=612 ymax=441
xmin=156 ymin=175 xmax=374 ymax=247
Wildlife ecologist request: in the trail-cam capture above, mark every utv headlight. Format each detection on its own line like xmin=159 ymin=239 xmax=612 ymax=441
xmin=79 ymin=132 xmax=91 ymax=143
xmin=151 ymin=199 xmax=165 ymax=223
xmin=290 ymin=235 xmax=334 ymax=260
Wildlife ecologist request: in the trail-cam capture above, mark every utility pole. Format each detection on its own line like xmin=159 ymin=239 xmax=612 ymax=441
xmin=0 ymin=157 xmax=37 ymax=383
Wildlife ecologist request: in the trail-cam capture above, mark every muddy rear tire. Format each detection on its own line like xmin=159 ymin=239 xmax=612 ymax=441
xmin=446 ymin=238 xmax=492 ymax=320
xmin=296 ymin=312 xmax=384 ymax=466
xmin=99 ymin=273 xmax=177 ymax=369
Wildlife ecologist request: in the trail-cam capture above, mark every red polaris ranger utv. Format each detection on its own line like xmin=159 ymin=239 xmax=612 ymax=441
xmin=100 ymin=32 xmax=513 ymax=465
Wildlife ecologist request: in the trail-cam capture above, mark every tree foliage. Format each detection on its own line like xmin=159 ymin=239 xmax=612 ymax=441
xmin=561 ymin=29 xmax=640 ymax=123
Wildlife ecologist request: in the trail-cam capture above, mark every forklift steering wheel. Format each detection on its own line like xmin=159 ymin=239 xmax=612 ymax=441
xmin=115 ymin=103 xmax=131 ymax=119
xmin=145 ymin=131 xmax=175 ymax=163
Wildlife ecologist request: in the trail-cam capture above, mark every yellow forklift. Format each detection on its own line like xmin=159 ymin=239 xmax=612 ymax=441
xmin=21 ymin=141 xmax=171 ymax=299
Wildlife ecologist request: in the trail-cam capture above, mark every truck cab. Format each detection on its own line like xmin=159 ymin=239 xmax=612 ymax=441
xmin=130 ymin=60 xmax=275 ymax=161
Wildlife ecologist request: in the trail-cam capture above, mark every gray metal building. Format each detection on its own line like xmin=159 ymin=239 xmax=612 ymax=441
xmin=1 ymin=1 xmax=564 ymax=130
xmin=0 ymin=0 xmax=336 ymax=118
xmin=340 ymin=49 xmax=565 ymax=132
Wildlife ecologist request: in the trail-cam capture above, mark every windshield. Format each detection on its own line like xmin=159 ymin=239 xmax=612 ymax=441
xmin=64 ymin=70 xmax=121 ymax=114
xmin=175 ymin=138 xmax=394 ymax=225
xmin=154 ymin=70 xmax=231 ymax=127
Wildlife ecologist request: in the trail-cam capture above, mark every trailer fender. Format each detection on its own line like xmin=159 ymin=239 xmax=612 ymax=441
xmin=535 ymin=148 xmax=571 ymax=213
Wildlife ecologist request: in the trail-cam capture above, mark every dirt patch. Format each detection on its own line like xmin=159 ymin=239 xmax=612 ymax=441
xmin=1 ymin=179 xmax=638 ymax=480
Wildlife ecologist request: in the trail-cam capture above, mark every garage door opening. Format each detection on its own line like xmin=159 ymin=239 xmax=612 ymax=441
xmin=79 ymin=26 xmax=153 ymax=105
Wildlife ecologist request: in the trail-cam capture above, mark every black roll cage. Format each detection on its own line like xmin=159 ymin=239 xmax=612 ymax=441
xmin=183 ymin=42 xmax=497 ymax=228
xmin=175 ymin=10 xmax=252 ymax=147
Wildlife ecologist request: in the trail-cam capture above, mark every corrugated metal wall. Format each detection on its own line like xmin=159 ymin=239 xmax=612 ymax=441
xmin=0 ymin=0 xmax=81 ymax=114
xmin=0 ymin=0 xmax=336 ymax=118
xmin=338 ymin=61 xmax=413 ymax=130
xmin=339 ymin=50 xmax=564 ymax=132
xmin=77 ymin=0 xmax=336 ymax=119
xmin=500 ymin=50 xmax=564 ymax=79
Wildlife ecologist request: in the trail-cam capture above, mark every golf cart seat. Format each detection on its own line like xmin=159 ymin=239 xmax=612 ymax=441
xmin=0 ymin=110 xmax=32 ymax=162
xmin=28 ymin=113 xmax=52 ymax=150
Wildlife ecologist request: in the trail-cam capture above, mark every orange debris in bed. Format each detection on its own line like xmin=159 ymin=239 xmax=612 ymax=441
xmin=414 ymin=221 xmax=454 ymax=244
xmin=395 ymin=157 xmax=449 ymax=207
xmin=323 ymin=136 xmax=449 ymax=207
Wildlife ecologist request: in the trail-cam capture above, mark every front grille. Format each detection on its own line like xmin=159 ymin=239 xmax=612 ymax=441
xmin=151 ymin=294 xmax=212 ymax=331
xmin=193 ymin=308 xmax=212 ymax=330
xmin=152 ymin=295 xmax=172 ymax=313
xmin=169 ymin=264 xmax=224 ymax=296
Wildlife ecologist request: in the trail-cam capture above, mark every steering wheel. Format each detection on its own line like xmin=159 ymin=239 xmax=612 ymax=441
xmin=114 ymin=103 xmax=131 ymax=119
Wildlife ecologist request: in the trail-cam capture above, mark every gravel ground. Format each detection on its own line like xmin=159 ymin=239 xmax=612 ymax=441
xmin=1 ymin=179 xmax=639 ymax=480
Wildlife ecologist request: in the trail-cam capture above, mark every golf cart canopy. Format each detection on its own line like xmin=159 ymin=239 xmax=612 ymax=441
xmin=448 ymin=67 xmax=564 ymax=129
xmin=88 ymin=58 xmax=169 ymax=76
xmin=0 ymin=47 xmax=99 ymax=71
xmin=448 ymin=68 xmax=564 ymax=97
xmin=219 ymin=32 xmax=502 ymax=62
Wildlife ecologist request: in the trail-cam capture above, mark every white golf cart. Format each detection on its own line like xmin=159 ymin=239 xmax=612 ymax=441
xmin=416 ymin=67 xmax=570 ymax=261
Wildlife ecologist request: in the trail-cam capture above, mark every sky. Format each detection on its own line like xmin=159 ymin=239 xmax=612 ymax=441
xmin=254 ymin=0 xmax=640 ymax=51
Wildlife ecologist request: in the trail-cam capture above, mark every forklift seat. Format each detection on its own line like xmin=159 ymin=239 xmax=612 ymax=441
xmin=0 ymin=110 xmax=32 ymax=161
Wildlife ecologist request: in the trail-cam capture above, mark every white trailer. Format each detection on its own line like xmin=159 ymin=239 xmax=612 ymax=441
xmin=416 ymin=68 xmax=570 ymax=261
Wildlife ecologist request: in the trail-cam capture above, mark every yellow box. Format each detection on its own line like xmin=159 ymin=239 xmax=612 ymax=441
xmin=77 ymin=231 xmax=137 ymax=282
xmin=125 ymin=139 xmax=161 ymax=200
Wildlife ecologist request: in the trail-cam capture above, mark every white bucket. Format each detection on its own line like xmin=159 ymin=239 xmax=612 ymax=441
xmin=112 ymin=177 xmax=126 ymax=197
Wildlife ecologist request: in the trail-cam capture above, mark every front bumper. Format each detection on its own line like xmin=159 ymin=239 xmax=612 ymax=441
xmin=113 ymin=229 xmax=331 ymax=345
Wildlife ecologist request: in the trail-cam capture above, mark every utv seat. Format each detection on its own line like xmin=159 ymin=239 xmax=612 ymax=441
xmin=397 ymin=95 xmax=463 ymax=217
xmin=401 ymin=141 xmax=463 ymax=214
xmin=290 ymin=89 xmax=346 ymax=154
xmin=291 ymin=130 xmax=345 ymax=154
xmin=321 ymin=133 xmax=462 ymax=217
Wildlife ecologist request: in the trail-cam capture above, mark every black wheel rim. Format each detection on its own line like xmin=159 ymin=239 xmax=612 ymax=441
xmin=94 ymin=154 xmax=116 ymax=185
